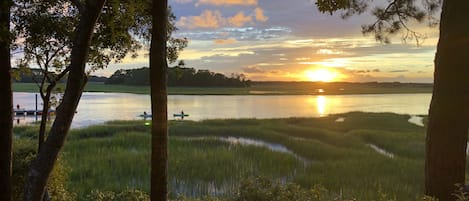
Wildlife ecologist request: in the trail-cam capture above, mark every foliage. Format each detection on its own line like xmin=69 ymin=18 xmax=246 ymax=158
xmin=12 ymin=0 xmax=186 ymax=71
xmin=166 ymin=7 xmax=189 ymax=64
xmin=11 ymin=139 xmax=75 ymax=201
xmin=11 ymin=0 xmax=187 ymax=101
xmin=235 ymin=177 xmax=330 ymax=201
xmin=85 ymin=189 xmax=150 ymax=201
xmin=315 ymin=0 xmax=441 ymax=44
xmin=452 ymin=184 xmax=469 ymax=201
xmin=105 ymin=67 xmax=251 ymax=87
xmin=11 ymin=68 xmax=107 ymax=83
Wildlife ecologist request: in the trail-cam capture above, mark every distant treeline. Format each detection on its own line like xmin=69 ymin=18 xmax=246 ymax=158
xmin=12 ymin=68 xmax=107 ymax=83
xmin=105 ymin=67 xmax=251 ymax=87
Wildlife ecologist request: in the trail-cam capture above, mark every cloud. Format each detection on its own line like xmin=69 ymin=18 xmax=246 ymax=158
xmin=175 ymin=26 xmax=291 ymax=41
xmin=214 ymin=38 xmax=238 ymax=44
xmin=389 ymin=70 xmax=409 ymax=73
xmin=196 ymin=0 xmax=257 ymax=6
xmin=177 ymin=10 xmax=261 ymax=29
xmin=254 ymin=7 xmax=268 ymax=22
xmin=243 ymin=66 xmax=265 ymax=73
xmin=353 ymin=69 xmax=381 ymax=74
xmin=174 ymin=0 xmax=193 ymax=3
xmin=229 ymin=12 xmax=253 ymax=27
xmin=316 ymin=49 xmax=342 ymax=55
xmin=177 ymin=10 xmax=225 ymax=29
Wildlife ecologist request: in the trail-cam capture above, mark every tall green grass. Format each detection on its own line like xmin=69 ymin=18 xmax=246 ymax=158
xmin=65 ymin=131 xmax=303 ymax=200
xmin=15 ymin=112 xmax=432 ymax=200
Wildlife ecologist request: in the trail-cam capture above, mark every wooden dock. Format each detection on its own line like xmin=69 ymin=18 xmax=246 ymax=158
xmin=14 ymin=109 xmax=55 ymax=116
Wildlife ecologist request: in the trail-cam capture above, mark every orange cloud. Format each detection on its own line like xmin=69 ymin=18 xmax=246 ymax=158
xmin=178 ymin=10 xmax=257 ymax=29
xmin=254 ymin=7 xmax=268 ymax=22
xmin=177 ymin=10 xmax=224 ymax=29
xmin=229 ymin=12 xmax=252 ymax=27
xmin=214 ymin=38 xmax=238 ymax=45
xmin=196 ymin=0 xmax=257 ymax=6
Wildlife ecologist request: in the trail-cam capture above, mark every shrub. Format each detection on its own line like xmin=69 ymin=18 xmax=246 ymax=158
xmin=86 ymin=189 xmax=150 ymax=201
xmin=12 ymin=139 xmax=75 ymax=201
xmin=235 ymin=177 xmax=331 ymax=201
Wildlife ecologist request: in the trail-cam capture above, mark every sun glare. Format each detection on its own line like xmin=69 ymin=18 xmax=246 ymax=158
xmin=305 ymin=69 xmax=337 ymax=82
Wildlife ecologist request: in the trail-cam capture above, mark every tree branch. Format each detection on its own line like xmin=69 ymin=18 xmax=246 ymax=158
xmin=54 ymin=66 xmax=71 ymax=83
xmin=48 ymin=45 xmax=66 ymax=63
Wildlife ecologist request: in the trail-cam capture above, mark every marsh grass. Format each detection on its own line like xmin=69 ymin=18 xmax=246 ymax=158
xmin=13 ymin=112 xmax=432 ymax=200
xmin=65 ymin=130 xmax=303 ymax=199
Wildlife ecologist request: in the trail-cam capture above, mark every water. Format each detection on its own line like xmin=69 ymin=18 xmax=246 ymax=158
xmin=367 ymin=144 xmax=395 ymax=158
xmin=13 ymin=92 xmax=432 ymax=128
xmin=179 ymin=136 xmax=311 ymax=164
xmin=172 ymin=136 xmax=306 ymax=197
xmin=408 ymin=115 xmax=425 ymax=127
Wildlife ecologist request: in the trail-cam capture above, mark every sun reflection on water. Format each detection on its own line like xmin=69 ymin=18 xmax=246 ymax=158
xmin=317 ymin=96 xmax=326 ymax=116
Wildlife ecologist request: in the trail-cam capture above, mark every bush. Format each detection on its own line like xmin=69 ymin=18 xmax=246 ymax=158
xmin=235 ymin=177 xmax=331 ymax=201
xmin=85 ymin=190 xmax=229 ymax=201
xmin=12 ymin=139 xmax=75 ymax=201
xmin=86 ymin=189 xmax=150 ymax=201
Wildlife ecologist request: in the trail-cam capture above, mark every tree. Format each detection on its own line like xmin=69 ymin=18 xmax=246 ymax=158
xmin=425 ymin=1 xmax=469 ymax=200
xmin=13 ymin=0 xmax=172 ymax=200
xmin=13 ymin=3 xmax=75 ymax=199
xmin=22 ymin=1 xmax=107 ymax=200
xmin=13 ymin=0 xmax=75 ymax=153
xmin=0 ymin=1 xmax=13 ymax=200
xmin=315 ymin=0 xmax=469 ymax=200
xmin=150 ymin=0 xmax=169 ymax=200
xmin=13 ymin=2 xmax=186 ymax=198
xmin=13 ymin=0 xmax=184 ymax=199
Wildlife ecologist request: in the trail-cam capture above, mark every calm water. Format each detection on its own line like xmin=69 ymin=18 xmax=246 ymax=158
xmin=13 ymin=92 xmax=431 ymax=128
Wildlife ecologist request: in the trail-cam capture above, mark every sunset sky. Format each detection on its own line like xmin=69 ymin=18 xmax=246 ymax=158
xmin=97 ymin=0 xmax=440 ymax=83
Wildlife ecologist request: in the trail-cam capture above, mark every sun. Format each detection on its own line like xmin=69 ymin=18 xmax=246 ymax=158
xmin=304 ymin=69 xmax=337 ymax=82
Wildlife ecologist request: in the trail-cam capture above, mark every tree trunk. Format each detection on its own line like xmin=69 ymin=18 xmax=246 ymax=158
xmin=150 ymin=0 xmax=169 ymax=200
xmin=23 ymin=1 xmax=106 ymax=201
xmin=0 ymin=1 xmax=13 ymax=201
xmin=425 ymin=1 xmax=469 ymax=200
xmin=38 ymin=92 xmax=51 ymax=151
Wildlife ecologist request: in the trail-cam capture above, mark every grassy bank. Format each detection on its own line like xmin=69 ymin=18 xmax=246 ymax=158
xmin=13 ymin=82 xmax=433 ymax=95
xmin=13 ymin=112 xmax=432 ymax=200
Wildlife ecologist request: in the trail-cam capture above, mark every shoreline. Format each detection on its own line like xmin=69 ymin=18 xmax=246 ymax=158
xmin=13 ymin=82 xmax=434 ymax=96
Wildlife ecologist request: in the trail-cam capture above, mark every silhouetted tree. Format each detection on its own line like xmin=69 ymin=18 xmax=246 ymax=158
xmin=316 ymin=0 xmax=469 ymax=200
xmin=13 ymin=0 xmax=75 ymax=153
xmin=22 ymin=1 xmax=106 ymax=200
xmin=9 ymin=0 xmax=184 ymax=200
xmin=425 ymin=2 xmax=469 ymax=200
xmin=150 ymin=0 xmax=168 ymax=200
xmin=0 ymin=1 xmax=13 ymax=200
xmin=107 ymin=67 xmax=250 ymax=87
xmin=15 ymin=0 xmax=179 ymax=199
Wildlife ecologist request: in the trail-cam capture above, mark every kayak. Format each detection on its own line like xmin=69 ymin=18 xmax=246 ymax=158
xmin=173 ymin=114 xmax=189 ymax=117
xmin=138 ymin=114 xmax=152 ymax=118
xmin=139 ymin=114 xmax=189 ymax=118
